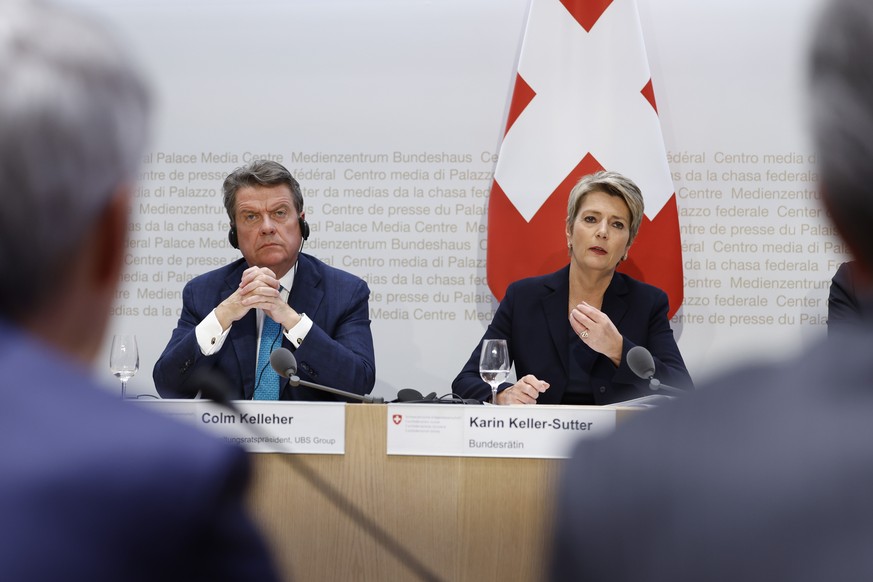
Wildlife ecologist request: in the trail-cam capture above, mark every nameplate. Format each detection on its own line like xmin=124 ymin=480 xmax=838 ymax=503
xmin=386 ymin=404 xmax=616 ymax=459
xmin=134 ymin=400 xmax=345 ymax=454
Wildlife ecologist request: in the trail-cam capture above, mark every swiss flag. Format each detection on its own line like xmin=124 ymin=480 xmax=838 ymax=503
xmin=487 ymin=0 xmax=683 ymax=317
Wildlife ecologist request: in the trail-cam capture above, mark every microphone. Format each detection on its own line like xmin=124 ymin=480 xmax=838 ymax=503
xmin=191 ymin=368 xmax=238 ymax=406
xmin=269 ymin=348 xmax=384 ymax=403
xmin=627 ymin=346 xmax=685 ymax=396
xmin=187 ymin=368 xmax=443 ymax=582
xmin=626 ymin=346 xmax=656 ymax=381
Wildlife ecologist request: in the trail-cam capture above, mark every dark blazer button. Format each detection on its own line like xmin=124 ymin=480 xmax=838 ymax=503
xmin=599 ymin=386 xmax=606 ymax=393
xmin=301 ymin=362 xmax=317 ymax=379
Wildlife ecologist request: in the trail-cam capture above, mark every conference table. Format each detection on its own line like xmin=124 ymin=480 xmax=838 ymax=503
xmin=241 ymin=403 xmax=639 ymax=582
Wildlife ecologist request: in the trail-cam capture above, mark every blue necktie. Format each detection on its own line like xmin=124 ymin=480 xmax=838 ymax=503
xmin=254 ymin=314 xmax=282 ymax=400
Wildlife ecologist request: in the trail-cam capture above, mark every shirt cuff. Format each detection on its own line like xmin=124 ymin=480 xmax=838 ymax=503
xmin=196 ymin=310 xmax=230 ymax=355
xmin=285 ymin=313 xmax=313 ymax=348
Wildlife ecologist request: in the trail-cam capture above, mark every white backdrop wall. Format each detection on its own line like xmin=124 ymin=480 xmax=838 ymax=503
xmin=64 ymin=0 xmax=836 ymax=398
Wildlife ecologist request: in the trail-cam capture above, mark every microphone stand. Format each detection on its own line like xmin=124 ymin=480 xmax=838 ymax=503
xmin=192 ymin=370 xmax=440 ymax=582
xmin=287 ymin=374 xmax=384 ymax=403
xmin=647 ymin=377 xmax=685 ymax=396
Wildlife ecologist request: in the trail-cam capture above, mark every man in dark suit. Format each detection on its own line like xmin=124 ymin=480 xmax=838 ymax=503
xmin=0 ymin=2 xmax=278 ymax=580
xmin=154 ymin=160 xmax=375 ymax=400
xmin=550 ymin=0 xmax=873 ymax=579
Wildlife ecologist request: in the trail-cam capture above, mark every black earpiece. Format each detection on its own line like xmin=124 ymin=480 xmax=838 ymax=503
xmin=299 ymin=216 xmax=310 ymax=241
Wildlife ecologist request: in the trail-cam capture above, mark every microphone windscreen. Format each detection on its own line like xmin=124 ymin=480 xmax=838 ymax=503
xmin=188 ymin=368 xmax=236 ymax=406
xmin=396 ymin=388 xmax=424 ymax=402
xmin=627 ymin=346 xmax=656 ymax=380
xmin=270 ymin=347 xmax=297 ymax=378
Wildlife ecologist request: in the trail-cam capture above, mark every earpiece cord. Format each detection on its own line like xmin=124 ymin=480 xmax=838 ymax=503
xmin=251 ymin=220 xmax=304 ymax=398
xmin=253 ymin=325 xmax=284 ymax=396
xmin=438 ymin=392 xmax=470 ymax=404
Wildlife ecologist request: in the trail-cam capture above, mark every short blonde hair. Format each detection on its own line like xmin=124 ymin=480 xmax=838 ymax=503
xmin=566 ymin=171 xmax=645 ymax=243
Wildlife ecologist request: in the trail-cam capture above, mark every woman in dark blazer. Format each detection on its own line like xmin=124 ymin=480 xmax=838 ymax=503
xmin=453 ymin=171 xmax=692 ymax=405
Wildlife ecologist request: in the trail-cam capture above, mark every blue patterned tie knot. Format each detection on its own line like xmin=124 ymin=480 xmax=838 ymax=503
xmin=254 ymin=314 xmax=282 ymax=400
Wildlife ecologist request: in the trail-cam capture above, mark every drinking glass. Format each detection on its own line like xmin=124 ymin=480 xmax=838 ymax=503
xmin=479 ymin=339 xmax=510 ymax=404
xmin=110 ymin=334 xmax=139 ymax=399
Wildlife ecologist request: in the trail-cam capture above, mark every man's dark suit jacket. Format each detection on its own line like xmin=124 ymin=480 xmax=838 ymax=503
xmin=551 ymin=327 xmax=873 ymax=581
xmin=452 ymin=266 xmax=691 ymax=404
xmin=0 ymin=322 xmax=278 ymax=581
xmin=153 ymin=253 xmax=375 ymax=400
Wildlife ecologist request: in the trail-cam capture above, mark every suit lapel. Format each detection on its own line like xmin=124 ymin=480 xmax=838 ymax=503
xmin=601 ymin=273 xmax=630 ymax=330
xmin=278 ymin=255 xmax=324 ymax=399
xmin=288 ymin=255 xmax=325 ymax=323
xmin=542 ymin=267 xmax=571 ymax=378
xmin=223 ymin=262 xmax=258 ymax=399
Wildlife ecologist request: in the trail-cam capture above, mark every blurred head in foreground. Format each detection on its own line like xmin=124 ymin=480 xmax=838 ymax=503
xmin=0 ymin=5 xmax=281 ymax=581
xmin=550 ymin=1 xmax=873 ymax=580
xmin=810 ymin=0 xmax=873 ymax=274
xmin=0 ymin=0 xmax=149 ymax=360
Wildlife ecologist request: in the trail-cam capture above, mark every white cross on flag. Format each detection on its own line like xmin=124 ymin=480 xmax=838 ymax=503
xmin=487 ymin=0 xmax=683 ymax=317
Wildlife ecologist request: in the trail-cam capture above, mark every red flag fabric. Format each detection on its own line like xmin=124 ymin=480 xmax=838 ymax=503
xmin=487 ymin=0 xmax=684 ymax=317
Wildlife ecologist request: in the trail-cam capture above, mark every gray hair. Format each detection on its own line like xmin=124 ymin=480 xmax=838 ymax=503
xmin=0 ymin=1 xmax=150 ymax=318
xmin=809 ymin=0 xmax=873 ymax=269
xmin=566 ymin=171 xmax=645 ymax=243
xmin=222 ymin=160 xmax=304 ymax=224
